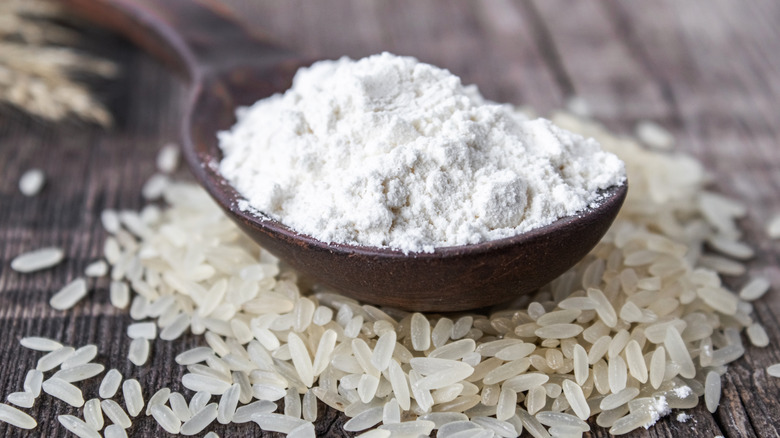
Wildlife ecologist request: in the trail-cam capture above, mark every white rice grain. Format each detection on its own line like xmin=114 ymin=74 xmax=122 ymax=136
xmin=180 ymin=403 xmax=218 ymax=435
xmin=739 ymin=277 xmax=771 ymax=301
xmin=704 ymin=371 xmax=721 ymax=413
xmin=84 ymin=398 xmax=104 ymax=431
xmin=233 ymin=400 xmax=277 ymax=423
xmin=0 ymin=403 xmax=37 ymax=429
xmin=370 ymin=331 xmax=396 ymax=371
xmin=145 ymin=388 xmax=171 ymax=416
xmin=288 ymin=332 xmax=314 ymax=387
xmin=61 ymin=344 xmax=98 ymax=369
xmin=664 ymin=329 xmax=696 ymax=378
xmin=84 ymin=260 xmax=108 ymax=277
xmin=747 ymin=323 xmax=770 ymax=347
xmin=23 ymin=369 xmax=43 ymax=397
xmin=344 ymin=406 xmax=383 ymax=431
xmin=217 ymin=383 xmax=241 ymax=424
xmin=104 ymin=425 xmax=128 ymax=438
xmin=182 ymin=373 xmax=231 ymax=395
xmin=157 ymin=143 xmax=180 ymax=173
xmin=122 ymin=379 xmax=144 ymax=417
xmin=411 ymin=313 xmax=431 ymax=351
xmin=562 ymin=379 xmax=590 ymax=420
xmin=6 ymin=392 xmax=34 ymax=409
xmin=99 ymin=369 xmax=123 ymax=399
xmin=127 ymin=322 xmax=157 ymax=339
xmin=19 ymin=168 xmax=46 ymax=196
xmin=57 ymin=415 xmax=100 ymax=438
xmin=253 ymin=412 xmax=307 ymax=433
xmin=379 ymin=420 xmax=436 ymax=435
xmin=142 ymin=174 xmax=170 ymax=200
xmin=288 ymin=422 xmax=316 ymax=438
xmin=52 ymin=363 xmax=104 ymax=382
xmin=101 ymin=210 xmax=121 ymax=234
xmin=128 ymin=337 xmax=150 ymax=366
xmin=635 ymin=121 xmax=674 ymax=150
xmin=42 ymin=378 xmax=84 ymax=407
xmin=101 ymin=399 xmax=132 ymax=429
xmin=767 ymin=363 xmax=780 ymax=377
xmin=20 ymin=337 xmax=63 ymax=352
xmin=152 ymin=404 xmax=181 ymax=434
xmin=50 ymin=278 xmax=88 ymax=310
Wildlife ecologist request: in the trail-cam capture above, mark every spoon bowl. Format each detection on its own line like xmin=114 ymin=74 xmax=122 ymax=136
xmin=66 ymin=0 xmax=627 ymax=311
xmin=185 ymin=67 xmax=627 ymax=311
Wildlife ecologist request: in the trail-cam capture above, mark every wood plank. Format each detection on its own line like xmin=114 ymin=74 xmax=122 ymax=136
xmin=531 ymin=0 xmax=674 ymax=122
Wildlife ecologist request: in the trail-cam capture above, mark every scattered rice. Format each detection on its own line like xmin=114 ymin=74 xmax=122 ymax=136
xmin=146 ymin=388 xmax=171 ymax=416
xmin=104 ymin=424 xmax=128 ymax=438
xmin=0 ymin=403 xmax=37 ymax=429
xmin=6 ymin=392 xmax=34 ymax=409
xmin=122 ymin=379 xmax=144 ymax=417
xmin=217 ymin=383 xmax=241 ymax=424
xmin=767 ymin=363 xmax=780 ymax=377
xmin=565 ymin=96 xmax=591 ymax=117
xmin=42 ymin=378 xmax=84 ymax=407
xmin=57 ymin=414 xmax=100 ymax=438
xmin=151 ymin=404 xmax=181 ymax=434
xmin=156 ymin=143 xmax=180 ymax=173
xmin=99 ymin=369 xmax=123 ymax=399
xmin=704 ymin=371 xmax=721 ymax=413
xmin=181 ymin=403 xmax=218 ymax=435
xmin=52 ymin=363 xmax=104 ymax=382
xmin=37 ymin=347 xmax=75 ymax=372
xmin=62 ymin=345 xmax=98 ymax=369
xmin=18 ymin=168 xmax=46 ymax=196
xmin=49 ymin=277 xmax=88 ymax=310
xmin=635 ymin=121 xmax=674 ymax=150
xmin=739 ymin=277 xmax=771 ymax=301
xmin=23 ymin=369 xmax=43 ymax=397
xmin=127 ymin=337 xmax=150 ymax=366
xmin=20 ymin=336 xmax=63 ymax=352
xmin=142 ymin=174 xmax=170 ymax=200
xmin=101 ymin=399 xmax=132 ymax=429
xmin=11 ymin=247 xmax=64 ymax=273
xmin=767 ymin=215 xmax=780 ymax=239
xmin=101 ymin=209 xmax=121 ymax=234
xmin=84 ymin=260 xmax=108 ymax=277
xmin=84 ymin=398 xmax=104 ymax=430
xmin=127 ymin=322 xmax=156 ymax=339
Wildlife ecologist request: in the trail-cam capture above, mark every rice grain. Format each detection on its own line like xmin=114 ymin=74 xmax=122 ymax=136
xmin=11 ymin=247 xmax=63 ymax=273
xmin=50 ymin=278 xmax=88 ymax=310
xmin=42 ymin=377 xmax=84 ymax=407
xmin=101 ymin=400 xmax=132 ymax=429
xmin=122 ymin=379 xmax=144 ymax=417
xmin=58 ymin=415 xmax=100 ymax=438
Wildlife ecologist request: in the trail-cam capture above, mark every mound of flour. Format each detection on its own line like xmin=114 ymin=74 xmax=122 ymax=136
xmin=218 ymin=53 xmax=625 ymax=253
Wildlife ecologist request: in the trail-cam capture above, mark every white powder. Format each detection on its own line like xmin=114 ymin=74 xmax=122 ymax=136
xmin=218 ymin=53 xmax=625 ymax=253
xmin=643 ymin=396 xmax=671 ymax=429
xmin=673 ymin=386 xmax=692 ymax=398
xmin=676 ymin=413 xmax=691 ymax=423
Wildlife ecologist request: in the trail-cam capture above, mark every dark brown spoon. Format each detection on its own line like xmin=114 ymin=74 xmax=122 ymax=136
xmin=63 ymin=0 xmax=627 ymax=312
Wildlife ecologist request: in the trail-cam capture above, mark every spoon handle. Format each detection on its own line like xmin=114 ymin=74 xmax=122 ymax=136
xmin=59 ymin=0 xmax=294 ymax=81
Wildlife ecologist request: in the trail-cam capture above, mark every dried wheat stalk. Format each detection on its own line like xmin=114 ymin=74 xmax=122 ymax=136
xmin=0 ymin=0 xmax=117 ymax=126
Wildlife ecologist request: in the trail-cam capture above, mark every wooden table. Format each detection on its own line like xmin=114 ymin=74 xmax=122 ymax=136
xmin=2 ymin=1 xmax=779 ymax=436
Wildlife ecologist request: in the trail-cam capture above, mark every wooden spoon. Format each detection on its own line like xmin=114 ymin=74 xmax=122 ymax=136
xmin=63 ymin=0 xmax=627 ymax=312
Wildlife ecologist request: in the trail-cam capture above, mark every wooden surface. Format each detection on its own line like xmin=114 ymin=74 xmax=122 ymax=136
xmin=1 ymin=0 xmax=779 ymax=436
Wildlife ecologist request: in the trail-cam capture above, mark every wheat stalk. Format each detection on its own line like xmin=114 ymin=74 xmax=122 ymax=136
xmin=0 ymin=0 xmax=117 ymax=126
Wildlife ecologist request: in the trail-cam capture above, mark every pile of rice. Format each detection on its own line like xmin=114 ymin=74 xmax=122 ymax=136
xmin=3 ymin=112 xmax=777 ymax=437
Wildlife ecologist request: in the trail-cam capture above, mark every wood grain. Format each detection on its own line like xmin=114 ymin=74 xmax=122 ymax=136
xmin=1 ymin=0 xmax=779 ymax=436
